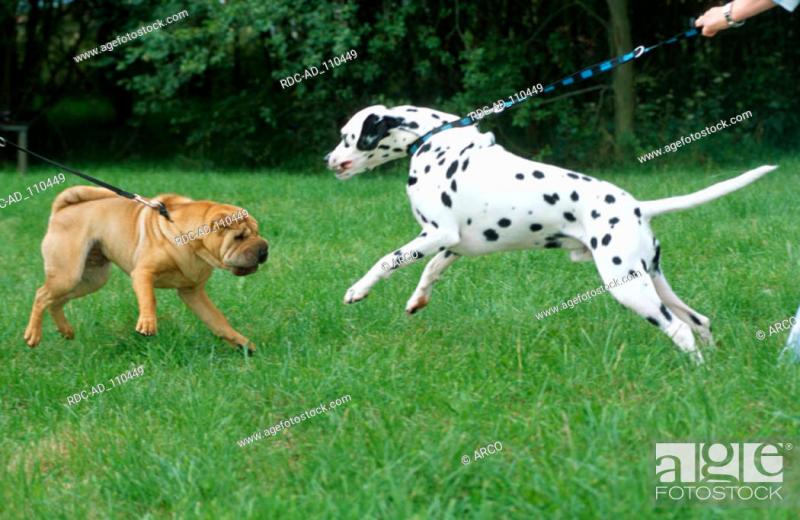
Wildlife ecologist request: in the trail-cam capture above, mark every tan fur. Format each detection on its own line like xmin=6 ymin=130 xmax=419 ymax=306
xmin=24 ymin=186 xmax=269 ymax=352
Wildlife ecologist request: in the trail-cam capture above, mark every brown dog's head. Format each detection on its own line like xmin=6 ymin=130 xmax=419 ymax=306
xmin=198 ymin=205 xmax=269 ymax=276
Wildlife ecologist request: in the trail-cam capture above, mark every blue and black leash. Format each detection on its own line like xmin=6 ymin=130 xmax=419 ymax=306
xmin=407 ymin=27 xmax=700 ymax=155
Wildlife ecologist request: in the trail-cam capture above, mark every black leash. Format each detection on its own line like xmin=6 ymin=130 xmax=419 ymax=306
xmin=0 ymin=136 xmax=172 ymax=221
xmin=407 ymin=27 xmax=700 ymax=155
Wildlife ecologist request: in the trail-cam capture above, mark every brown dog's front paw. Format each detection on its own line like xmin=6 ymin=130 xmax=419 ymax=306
xmin=135 ymin=316 xmax=158 ymax=336
xmin=58 ymin=325 xmax=75 ymax=340
xmin=225 ymin=335 xmax=255 ymax=355
xmin=237 ymin=338 xmax=256 ymax=355
xmin=24 ymin=327 xmax=41 ymax=348
xmin=236 ymin=344 xmax=256 ymax=356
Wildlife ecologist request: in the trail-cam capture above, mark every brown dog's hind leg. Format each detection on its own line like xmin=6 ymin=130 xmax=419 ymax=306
xmin=25 ymin=230 xmax=104 ymax=347
xmin=25 ymin=285 xmax=60 ymax=347
xmin=25 ymin=275 xmax=83 ymax=347
xmin=48 ymin=260 xmax=112 ymax=341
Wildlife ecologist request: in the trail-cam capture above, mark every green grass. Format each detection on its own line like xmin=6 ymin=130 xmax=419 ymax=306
xmin=0 ymin=159 xmax=799 ymax=519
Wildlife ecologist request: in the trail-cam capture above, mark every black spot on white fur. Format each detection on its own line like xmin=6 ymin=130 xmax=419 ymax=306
xmin=484 ymin=229 xmax=499 ymax=241
xmin=543 ymin=193 xmax=559 ymax=205
xmin=441 ymin=192 xmax=452 ymax=208
xmin=652 ymin=244 xmax=661 ymax=272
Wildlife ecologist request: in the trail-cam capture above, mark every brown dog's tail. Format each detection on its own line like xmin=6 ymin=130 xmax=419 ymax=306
xmin=51 ymin=186 xmax=118 ymax=214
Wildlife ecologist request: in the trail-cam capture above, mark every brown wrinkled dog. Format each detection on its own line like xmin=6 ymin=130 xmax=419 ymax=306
xmin=24 ymin=186 xmax=268 ymax=352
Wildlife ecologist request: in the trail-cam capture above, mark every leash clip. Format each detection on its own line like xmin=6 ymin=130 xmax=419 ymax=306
xmin=633 ymin=45 xmax=646 ymax=58
xmin=133 ymin=194 xmax=173 ymax=222
xmin=0 ymin=137 xmax=6 ymax=148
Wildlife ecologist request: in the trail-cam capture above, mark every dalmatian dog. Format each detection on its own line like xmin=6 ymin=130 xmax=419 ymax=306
xmin=326 ymin=104 xmax=776 ymax=363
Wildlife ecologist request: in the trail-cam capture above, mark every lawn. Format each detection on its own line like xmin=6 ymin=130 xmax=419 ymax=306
xmin=0 ymin=158 xmax=799 ymax=519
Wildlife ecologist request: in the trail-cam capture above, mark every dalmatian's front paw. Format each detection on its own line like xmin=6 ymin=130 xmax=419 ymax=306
xmin=405 ymin=294 xmax=429 ymax=314
xmin=344 ymin=284 xmax=370 ymax=304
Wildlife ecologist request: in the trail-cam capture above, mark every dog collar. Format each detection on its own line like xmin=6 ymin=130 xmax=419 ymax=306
xmin=406 ymin=116 xmax=476 ymax=156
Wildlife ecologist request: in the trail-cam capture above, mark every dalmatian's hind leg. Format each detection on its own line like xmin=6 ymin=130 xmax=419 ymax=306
xmin=406 ymin=250 xmax=460 ymax=314
xmin=652 ymin=273 xmax=714 ymax=346
xmin=594 ymin=256 xmax=703 ymax=364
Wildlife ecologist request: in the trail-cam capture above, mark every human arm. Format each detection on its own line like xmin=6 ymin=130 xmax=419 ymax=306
xmin=695 ymin=0 xmax=783 ymax=37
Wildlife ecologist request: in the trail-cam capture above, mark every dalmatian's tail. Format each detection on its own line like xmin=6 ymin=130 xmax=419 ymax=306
xmin=640 ymin=165 xmax=777 ymax=219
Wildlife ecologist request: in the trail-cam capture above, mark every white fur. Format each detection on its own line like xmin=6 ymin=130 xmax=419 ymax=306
xmin=327 ymin=104 xmax=776 ymax=363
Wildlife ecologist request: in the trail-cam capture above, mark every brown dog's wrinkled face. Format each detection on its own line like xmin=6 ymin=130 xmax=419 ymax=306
xmin=200 ymin=207 xmax=269 ymax=276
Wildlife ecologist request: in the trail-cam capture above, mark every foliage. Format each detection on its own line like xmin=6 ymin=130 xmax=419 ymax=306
xmin=3 ymin=0 xmax=800 ymax=167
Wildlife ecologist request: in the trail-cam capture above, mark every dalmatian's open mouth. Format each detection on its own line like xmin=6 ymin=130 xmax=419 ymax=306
xmin=334 ymin=160 xmax=354 ymax=179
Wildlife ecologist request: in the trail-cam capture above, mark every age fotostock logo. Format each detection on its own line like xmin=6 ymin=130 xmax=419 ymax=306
xmin=655 ymin=442 xmax=793 ymax=504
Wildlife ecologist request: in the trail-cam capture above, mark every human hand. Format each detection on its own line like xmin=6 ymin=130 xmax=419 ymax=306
xmin=695 ymin=6 xmax=729 ymax=37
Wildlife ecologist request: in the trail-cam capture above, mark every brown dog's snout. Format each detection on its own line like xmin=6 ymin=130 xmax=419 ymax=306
xmin=258 ymin=244 xmax=269 ymax=264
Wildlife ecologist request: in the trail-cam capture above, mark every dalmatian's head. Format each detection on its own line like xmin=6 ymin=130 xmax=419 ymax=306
xmin=326 ymin=105 xmax=425 ymax=180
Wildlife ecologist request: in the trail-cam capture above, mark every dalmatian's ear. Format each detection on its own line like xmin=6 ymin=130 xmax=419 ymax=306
xmin=356 ymin=113 xmax=405 ymax=150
